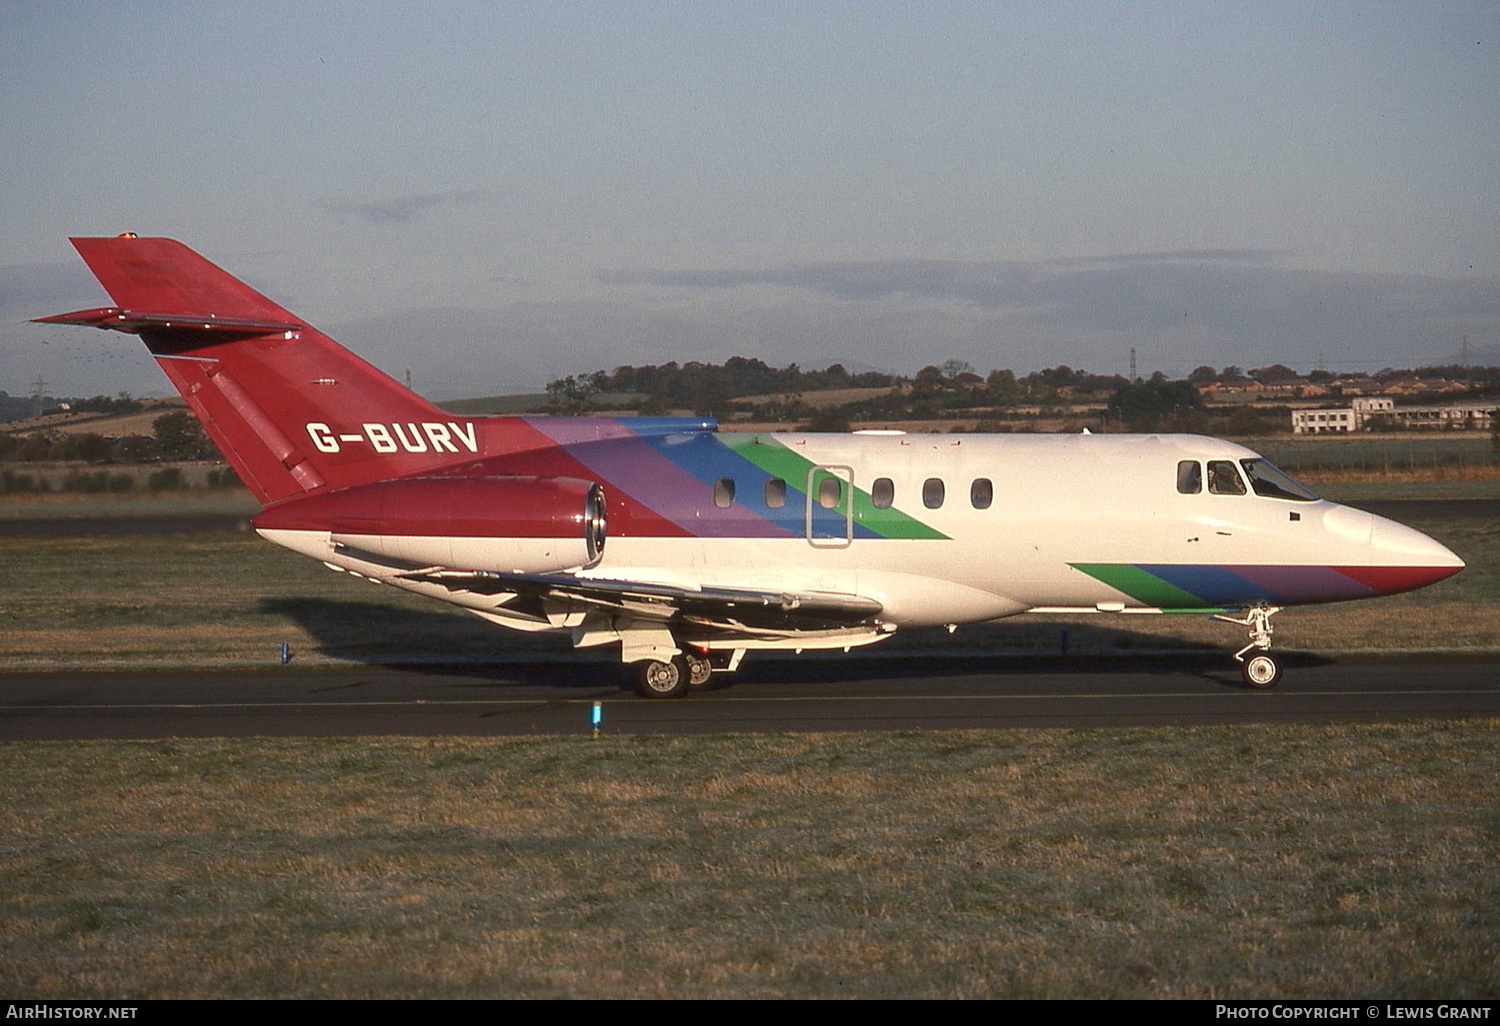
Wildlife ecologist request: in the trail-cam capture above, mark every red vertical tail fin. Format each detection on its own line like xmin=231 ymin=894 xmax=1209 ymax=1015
xmin=36 ymin=236 xmax=524 ymax=505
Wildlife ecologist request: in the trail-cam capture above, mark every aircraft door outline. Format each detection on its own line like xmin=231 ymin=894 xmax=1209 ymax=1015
xmin=805 ymin=464 xmax=854 ymax=548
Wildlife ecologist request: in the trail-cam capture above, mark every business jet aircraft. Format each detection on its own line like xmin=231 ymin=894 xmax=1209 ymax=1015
xmin=38 ymin=236 xmax=1464 ymax=696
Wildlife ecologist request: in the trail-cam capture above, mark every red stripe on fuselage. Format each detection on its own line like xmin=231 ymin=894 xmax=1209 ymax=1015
xmin=253 ymin=475 xmax=597 ymax=538
xmin=445 ymin=442 xmax=694 ymax=539
xmin=1332 ymin=564 xmax=1463 ymax=596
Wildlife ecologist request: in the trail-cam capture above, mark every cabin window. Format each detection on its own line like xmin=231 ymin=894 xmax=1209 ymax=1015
xmin=970 ymin=478 xmax=993 ymax=509
xmin=1177 ymin=460 xmax=1202 ymax=494
xmin=923 ymin=477 xmax=945 ymax=509
xmin=1207 ymin=460 xmax=1246 ymax=495
xmin=818 ymin=476 xmax=842 ymax=509
xmin=1240 ymin=459 xmax=1318 ymax=501
xmin=764 ymin=477 xmax=786 ymax=509
xmin=871 ymin=477 xmax=894 ymax=509
xmin=713 ymin=477 xmax=736 ymax=508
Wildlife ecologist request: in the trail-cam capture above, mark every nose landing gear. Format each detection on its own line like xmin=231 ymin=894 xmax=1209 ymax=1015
xmin=1213 ymin=605 xmax=1283 ymax=688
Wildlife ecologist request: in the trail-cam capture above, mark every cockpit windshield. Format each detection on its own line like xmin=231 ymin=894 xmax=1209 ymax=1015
xmin=1240 ymin=459 xmax=1319 ymax=501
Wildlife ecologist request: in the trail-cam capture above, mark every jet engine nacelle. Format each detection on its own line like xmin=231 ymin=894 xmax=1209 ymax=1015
xmin=252 ymin=475 xmax=606 ymax=573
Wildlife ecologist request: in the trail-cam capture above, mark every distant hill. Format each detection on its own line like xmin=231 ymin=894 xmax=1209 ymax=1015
xmin=436 ymin=392 xmax=641 ymax=416
xmin=0 ymin=393 xmax=49 ymax=424
xmin=0 ymin=396 xmax=186 ymax=438
xmin=435 ymin=394 xmax=545 ymax=415
xmin=728 ymin=386 xmax=894 ymax=410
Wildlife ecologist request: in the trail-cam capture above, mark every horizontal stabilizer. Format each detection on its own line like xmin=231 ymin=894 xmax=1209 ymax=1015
xmin=60 ymin=236 xmax=300 ymax=324
xmin=33 ymin=306 xmax=302 ymax=337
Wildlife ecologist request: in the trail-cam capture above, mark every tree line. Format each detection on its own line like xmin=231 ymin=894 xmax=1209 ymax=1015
xmin=0 ymin=410 xmax=221 ymax=464
xmin=541 ymin=358 xmax=1500 ymax=432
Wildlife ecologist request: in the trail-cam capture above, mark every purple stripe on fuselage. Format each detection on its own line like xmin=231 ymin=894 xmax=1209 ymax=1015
xmin=1143 ymin=563 xmax=1379 ymax=606
xmin=524 ymin=418 xmax=796 ymax=539
xmin=1228 ymin=564 xmax=1378 ymax=604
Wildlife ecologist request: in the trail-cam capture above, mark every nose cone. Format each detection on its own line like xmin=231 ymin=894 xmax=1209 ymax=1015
xmin=1343 ymin=514 xmax=1465 ymax=597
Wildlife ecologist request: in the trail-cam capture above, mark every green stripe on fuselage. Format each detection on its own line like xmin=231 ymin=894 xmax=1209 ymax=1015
xmin=1070 ymin=563 xmax=1203 ymax=608
xmin=723 ymin=435 xmax=948 ymax=540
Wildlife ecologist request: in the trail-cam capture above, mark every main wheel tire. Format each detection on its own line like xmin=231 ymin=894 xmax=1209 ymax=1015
xmin=1241 ymin=652 xmax=1282 ymax=689
xmin=684 ymin=654 xmax=713 ymax=688
xmin=635 ymin=657 xmax=690 ymax=699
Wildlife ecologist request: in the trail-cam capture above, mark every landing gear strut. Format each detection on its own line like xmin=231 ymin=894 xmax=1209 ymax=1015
xmin=1213 ymin=605 xmax=1283 ymax=688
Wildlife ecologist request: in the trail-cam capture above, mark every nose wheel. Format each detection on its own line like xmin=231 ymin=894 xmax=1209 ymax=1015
xmin=1213 ymin=605 xmax=1283 ymax=688
xmin=1240 ymin=651 xmax=1282 ymax=688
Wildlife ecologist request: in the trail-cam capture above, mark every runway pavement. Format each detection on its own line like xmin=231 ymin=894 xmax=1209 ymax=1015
xmin=2 ymin=653 xmax=1496 ymax=739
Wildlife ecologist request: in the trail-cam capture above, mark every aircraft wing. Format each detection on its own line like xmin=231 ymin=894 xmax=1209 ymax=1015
xmin=392 ymin=565 xmax=884 ymax=633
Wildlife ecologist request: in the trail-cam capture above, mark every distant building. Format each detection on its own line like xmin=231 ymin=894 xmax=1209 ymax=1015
xmin=1292 ymin=396 xmax=1496 ymax=434
xmin=1293 ymin=408 xmax=1356 ymax=434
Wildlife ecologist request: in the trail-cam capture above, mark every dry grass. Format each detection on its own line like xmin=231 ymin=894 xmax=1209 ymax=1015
xmin=0 ymin=533 xmax=557 ymax=669
xmin=0 ymin=482 xmax=257 ymax=519
xmin=1 ymin=725 xmax=1495 ymax=998
xmin=0 ymin=398 xmax=186 ymax=439
xmin=1304 ymin=465 xmax=1500 ymax=485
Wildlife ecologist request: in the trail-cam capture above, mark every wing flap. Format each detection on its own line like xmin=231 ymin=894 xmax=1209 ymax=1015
xmin=322 ymin=539 xmax=884 ymax=632
xmin=393 ymin=566 xmax=884 ymax=631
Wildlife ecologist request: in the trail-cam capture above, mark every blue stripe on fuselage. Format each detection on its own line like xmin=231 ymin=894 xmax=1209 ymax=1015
xmin=522 ymin=417 xmax=882 ymax=540
xmin=625 ymin=425 xmax=881 ymax=541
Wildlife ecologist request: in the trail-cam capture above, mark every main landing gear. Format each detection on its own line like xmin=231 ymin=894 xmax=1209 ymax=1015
xmin=632 ymin=651 xmax=716 ymax=699
xmin=1213 ymin=605 xmax=1283 ymax=688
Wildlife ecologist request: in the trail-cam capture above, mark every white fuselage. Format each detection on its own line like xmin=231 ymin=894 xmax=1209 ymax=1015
xmin=260 ymin=431 xmax=1462 ymax=655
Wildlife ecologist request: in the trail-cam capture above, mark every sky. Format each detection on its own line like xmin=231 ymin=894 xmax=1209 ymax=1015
xmin=2 ymin=1 xmax=1497 ymax=400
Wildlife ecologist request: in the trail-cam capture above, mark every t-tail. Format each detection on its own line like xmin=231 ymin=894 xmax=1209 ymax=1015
xmin=36 ymin=235 xmax=538 ymax=505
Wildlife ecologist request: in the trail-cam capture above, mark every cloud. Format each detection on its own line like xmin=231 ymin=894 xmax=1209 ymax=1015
xmin=318 ymin=189 xmax=486 ymax=225
xmin=604 ymin=251 xmax=1293 ymax=313
xmin=1051 ymin=250 xmax=1288 ymax=268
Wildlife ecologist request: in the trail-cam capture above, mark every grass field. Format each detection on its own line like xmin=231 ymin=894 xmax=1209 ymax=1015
xmin=0 ymin=531 xmax=542 ymax=668
xmin=1251 ymin=434 xmax=1498 ymax=476
xmin=2 ymin=724 xmax=1496 ymax=998
xmin=0 ymin=460 xmax=255 ymax=503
